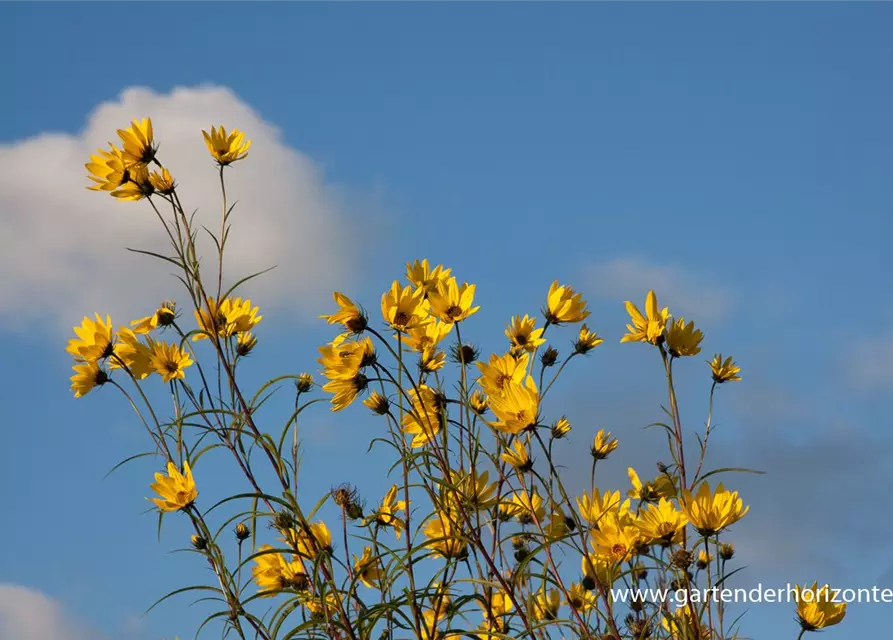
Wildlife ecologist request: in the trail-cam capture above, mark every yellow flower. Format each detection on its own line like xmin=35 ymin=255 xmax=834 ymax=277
xmin=401 ymin=385 xmax=444 ymax=447
xmin=70 ymin=360 xmax=108 ymax=398
xmin=582 ymin=553 xmax=620 ymax=587
xmin=130 ymin=303 xmax=176 ymax=334
xmin=363 ymin=391 xmax=390 ymax=415
xmin=67 ymin=314 xmax=115 ymax=361
xmin=202 ymin=125 xmax=251 ymax=165
xmin=406 ymin=259 xmax=452 ymax=297
xmin=449 ymin=470 xmax=497 ymax=511
xmin=696 ymin=549 xmax=713 ymax=570
xmin=591 ymin=429 xmax=618 ymax=459
xmin=487 ymin=377 xmax=539 ymax=435
xmin=501 ymin=489 xmax=545 ymax=525
xmin=193 ymin=297 xmax=262 ymax=341
xmin=150 ymin=461 xmax=198 ymax=512
xmin=527 ymin=587 xmax=560 ymax=622
xmin=544 ymin=281 xmax=590 ymax=324
xmin=662 ymin=606 xmax=710 ymax=640
xmin=628 ymin=467 xmax=676 ymax=502
xmin=709 ymin=353 xmax=741 ymax=383
xmin=252 ymin=545 xmax=307 ymax=594
xmin=576 ymin=489 xmax=631 ymax=527
xmin=367 ymin=484 xmax=407 ymax=538
xmin=621 ymin=290 xmax=669 ymax=345
xmin=109 ymin=327 xmax=154 ymax=379
xmin=236 ymin=331 xmax=258 ymax=356
xmin=149 ymin=167 xmax=176 ymax=195
xmin=505 ymin=314 xmax=546 ymax=353
xmin=322 ymin=374 xmax=368 ymax=411
xmin=567 ymin=582 xmax=597 ymax=612
xmin=402 ymin=319 xmax=453 ymax=353
xmin=353 ymin=546 xmax=384 ymax=589
xmin=85 ymin=145 xmax=128 ymax=193
xmin=679 ymin=482 xmax=749 ymax=536
xmin=423 ymin=511 xmax=466 ymax=559
xmin=304 ymin=591 xmax=343 ymax=618
xmin=149 ymin=340 xmax=193 ymax=382
xmin=381 ymin=280 xmax=428 ymax=332
xmin=635 ymin=498 xmax=688 ymax=545
xmin=427 ymin=276 xmax=480 ymax=325
xmin=110 ymin=162 xmax=153 ymax=201
xmin=501 ymin=439 xmax=532 ymax=472
xmin=552 ymin=416 xmax=572 ymax=439
xmin=666 ymin=317 xmax=703 ymax=357
xmin=320 ymin=292 xmax=367 ymax=333
xmin=476 ymin=352 xmax=529 ymax=397
xmin=545 ymin=506 xmax=574 ymax=540
xmin=419 ymin=348 xmax=446 ymax=373
xmin=574 ymin=323 xmax=604 ymax=354
xmin=117 ymin=118 xmax=157 ymax=166
xmin=296 ymin=372 xmax=314 ymax=393
xmin=469 ymin=389 xmax=489 ymax=415
xmin=317 ymin=334 xmax=375 ymax=379
xmin=285 ymin=521 xmax=332 ymax=559
xmin=795 ymin=583 xmax=847 ymax=631
xmin=590 ymin=512 xmax=642 ymax=563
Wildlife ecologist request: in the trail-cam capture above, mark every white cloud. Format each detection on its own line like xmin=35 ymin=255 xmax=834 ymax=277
xmin=0 ymin=584 xmax=98 ymax=640
xmin=583 ymin=257 xmax=735 ymax=321
xmin=0 ymin=85 xmax=366 ymax=332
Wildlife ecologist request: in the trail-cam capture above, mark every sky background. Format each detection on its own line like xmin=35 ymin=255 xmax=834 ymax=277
xmin=2 ymin=3 xmax=892 ymax=639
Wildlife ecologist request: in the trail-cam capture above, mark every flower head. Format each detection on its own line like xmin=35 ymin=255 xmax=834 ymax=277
xmin=401 ymin=385 xmax=444 ymax=447
xmin=679 ymin=482 xmax=749 ymax=536
xmin=381 ymin=281 xmax=428 ymax=332
xmin=709 ymin=354 xmax=741 ymax=383
xmin=423 ymin=511 xmax=466 ymax=559
xmin=795 ymin=583 xmax=847 ymax=631
xmin=117 ymin=118 xmax=157 ymax=166
xmin=552 ymin=416 xmax=572 ymax=439
xmin=109 ymin=327 xmax=154 ymax=379
xmin=574 ymin=323 xmax=604 ymax=354
xmin=528 ymin=588 xmax=560 ymax=622
xmin=476 ymin=352 xmax=529 ymax=397
xmin=501 ymin=489 xmax=545 ymax=525
xmin=591 ymin=429 xmax=618 ymax=459
xmin=70 ymin=360 xmax=108 ymax=398
xmin=576 ymin=489 xmax=631 ymax=527
xmin=505 ymin=314 xmax=546 ymax=353
xmin=67 ymin=314 xmax=115 ymax=361
xmin=353 ymin=546 xmax=384 ymax=589
xmin=366 ymin=484 xmax=407 ymax=538
xmin=621 ymin=290 xmax=669 ymax=345
xmin=150 ymin=461 xmax=198 ymax=512
xmin=590 ymin=512 xmax=642 ymax=563
xmin=363 ymin=391 xmax=391 ymax=415
xmin=628 ymin=467 xmax=676 ymax=502
xmin=544 ymin=281 xmax=590 ymax=324
xmin=202 ymin=126 xmax=251 ymax=165
xmin=428 ymin=277 xmax=480 ymax=324
xmin=193 ymin=297 xmax=262 ymax=341
xmin=252 ymin=545 xmax=307 ymax=594
xmin=149 ymin=340 xmax=193 ymax=382
xmin=130 ymin=303 xmax=177 ymax=334
xmin=487 ymin=377 xmax=539 ymax=435
xmin=666 ymin=317 xmax=703 ymax=357
xmin=320 ymin=292 xmax=367 ymax=333
xmin=635 ymin=498 xmax=688 ymax=545
xmin=502 ymin=439 xmax=533 ymax=472
xmin=406 ymin=259 xmax=452 ymax=297
xmin=148 ymin=167 xmax=176 ymax=195
xmin=85 ymin=145 xmax=129 ymax=193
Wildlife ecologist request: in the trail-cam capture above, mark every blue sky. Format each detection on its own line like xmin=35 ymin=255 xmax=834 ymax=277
xmin=1 ymin=3 xmax=892 ymax=639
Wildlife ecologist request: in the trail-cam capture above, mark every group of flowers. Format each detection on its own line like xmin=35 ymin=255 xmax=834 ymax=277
xmin=71 ymin=116 xmax=848 ymax=639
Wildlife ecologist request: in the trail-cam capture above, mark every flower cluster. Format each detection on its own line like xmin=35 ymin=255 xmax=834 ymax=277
xmin=71 ymin=117 xmax=846 ymax=640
